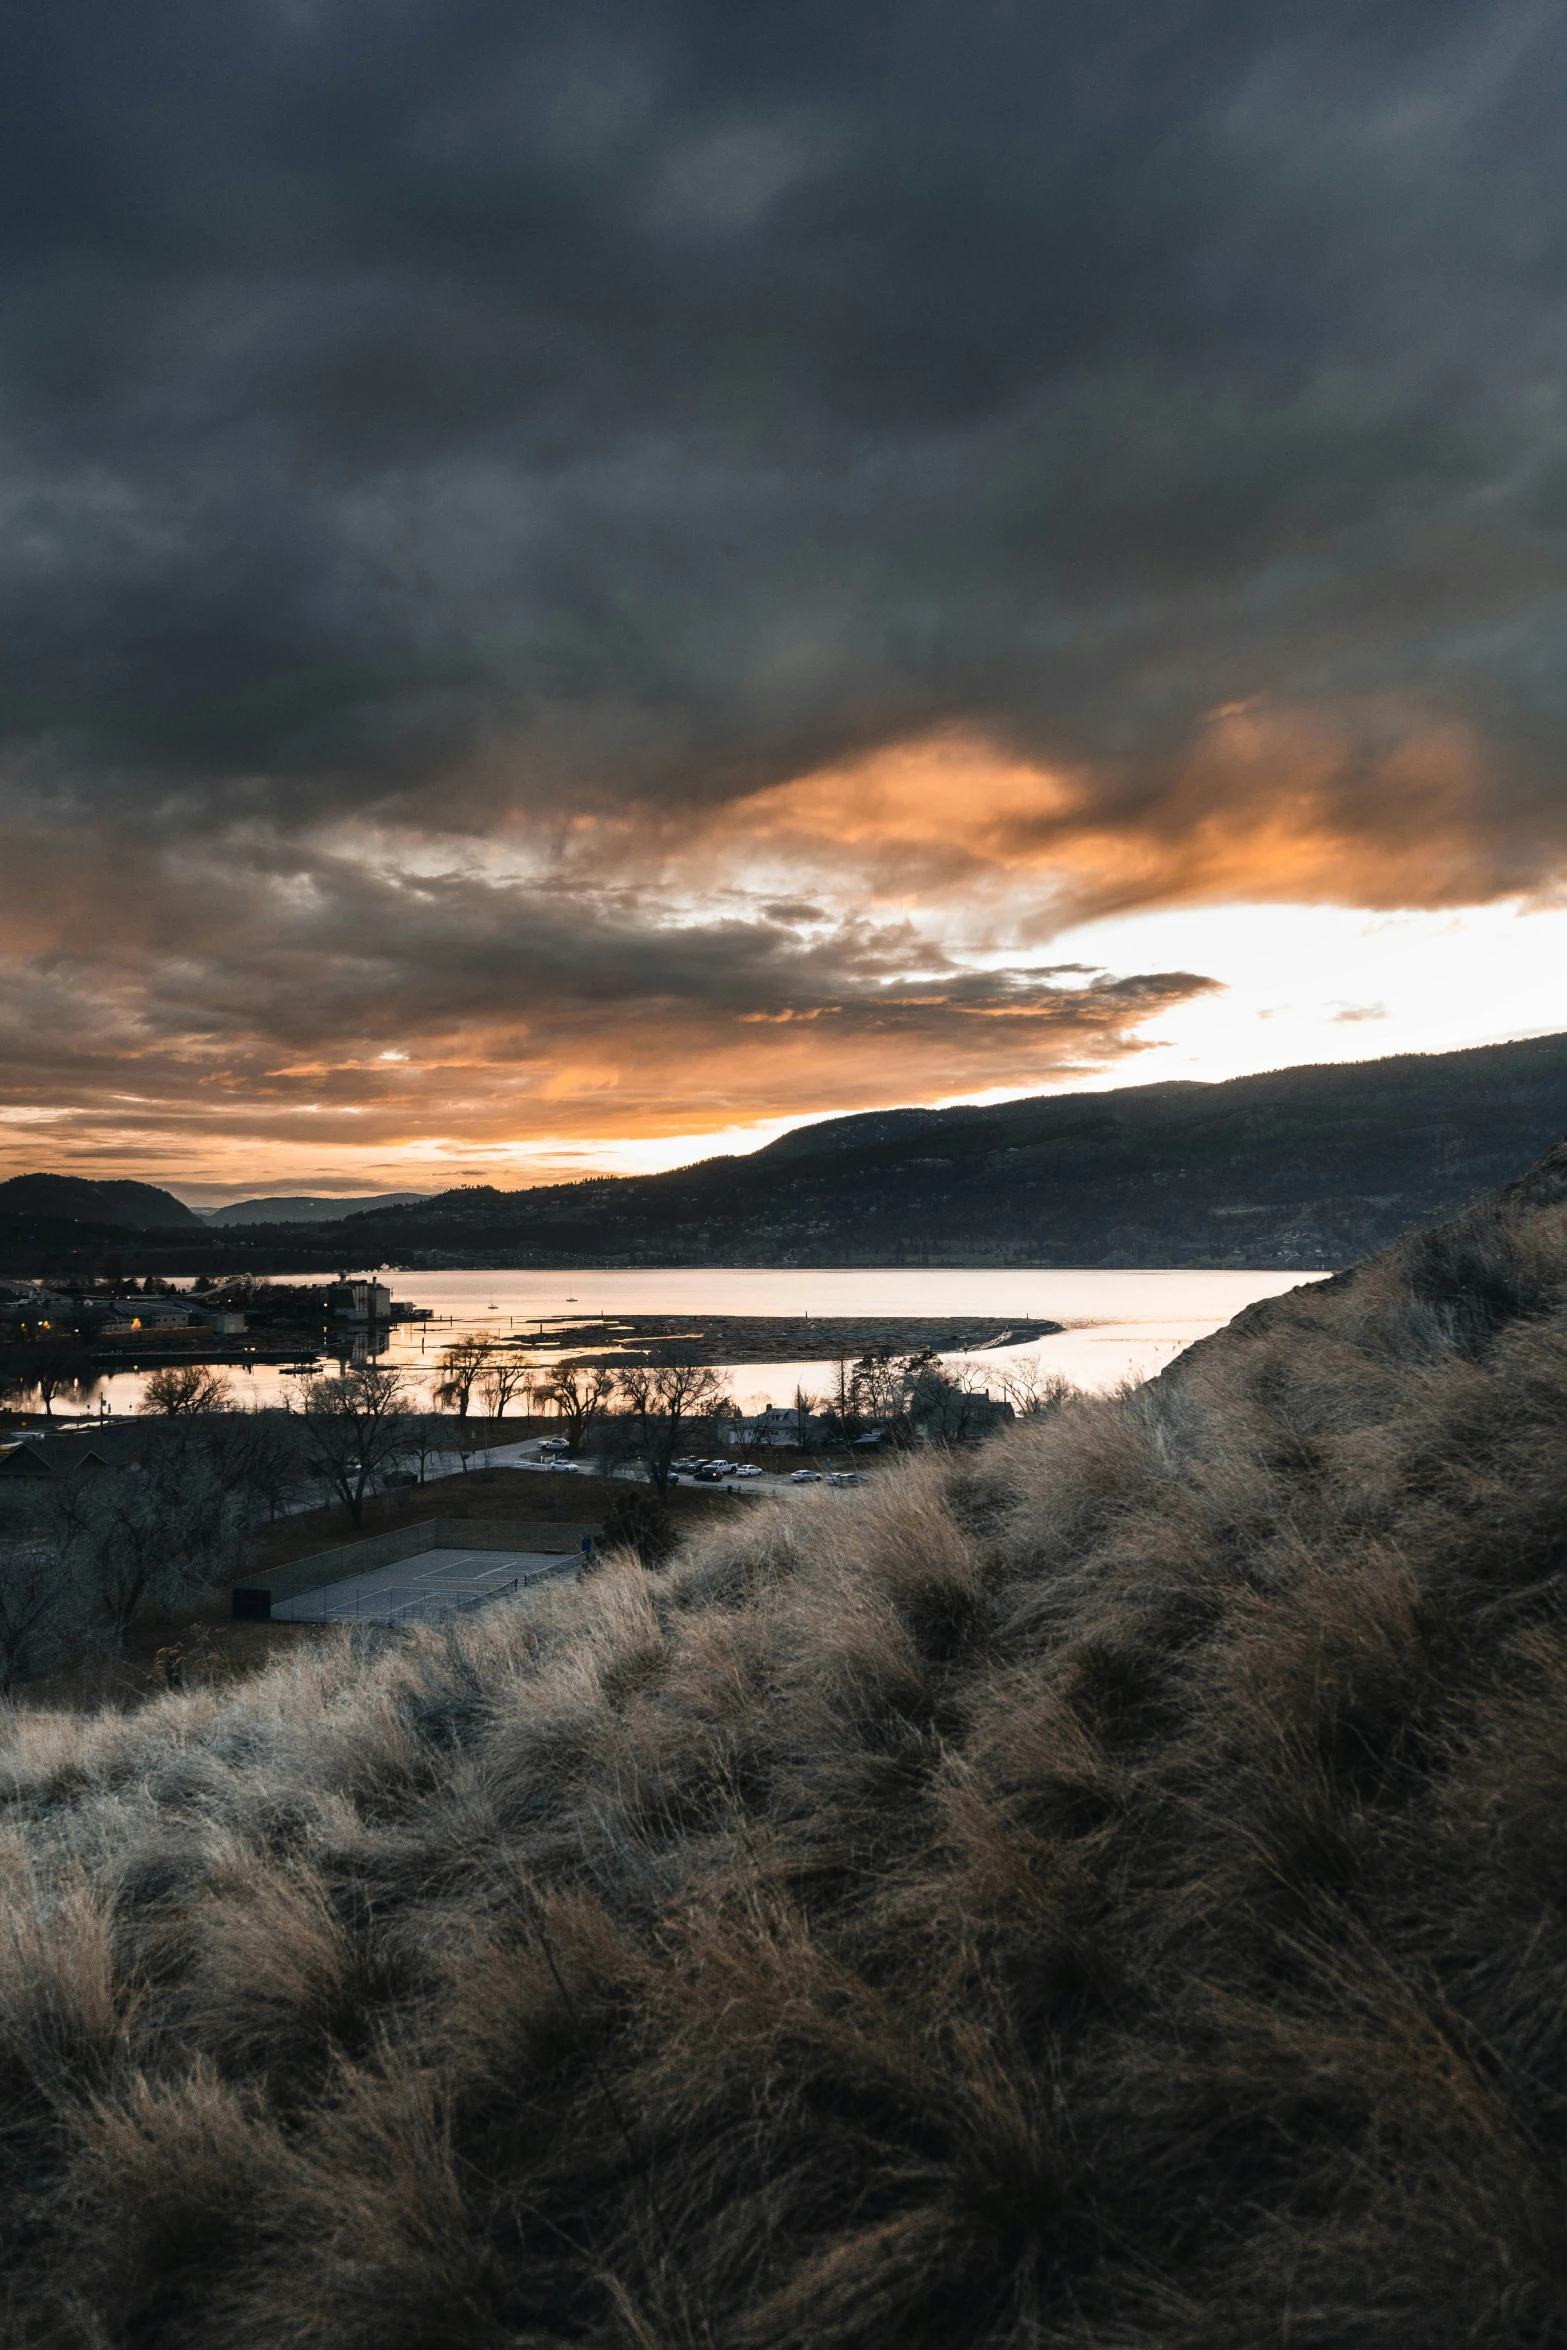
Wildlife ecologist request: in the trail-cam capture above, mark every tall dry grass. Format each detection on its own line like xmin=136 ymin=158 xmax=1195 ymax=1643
xmin=1 ymin=1145 xmax=1566 ymax=2343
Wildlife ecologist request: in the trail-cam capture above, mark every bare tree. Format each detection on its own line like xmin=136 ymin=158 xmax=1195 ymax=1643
xmin=433 ymin=1338 xmax=489 ymax=1419
xmin=479 ymin=1351 xmax=530 ymax=1422
xmin=989 ymin=1355 xmax=1075 ymax=1417
xmin=0 ymin=1507 xmax=93 ymax=1691
xmin=292 ymin=1365 xmax=410 ymax=1527
xmin=52 ymin=1432 xmax=251 ymax=1644
xmin=615 ymin=1360 xmax=734 ymax=1498
xmin=1 ymin=1328 xmax=96 ymax=1418
xmin=903 ymin=1352 xmax=1012 ymax=1445
xmin=194 ymin=1409 xmax=311 ymax=1522
xmin=0 ymin=1408 xmax=307 ymax=1679
xmin=400 ymin=1412 xmax=451 ymax=1484
xmin=529 ymin=1360 xmax=616 ymax=1456
xmin=141 ymin=1363 xmax=235 ymax=1415
xmin=791 ymin=1385 xmax=824 ymax=1451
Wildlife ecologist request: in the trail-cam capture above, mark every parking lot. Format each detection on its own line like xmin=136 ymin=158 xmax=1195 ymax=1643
xmin=504 ymin=1440 xmax=866 ymax=1493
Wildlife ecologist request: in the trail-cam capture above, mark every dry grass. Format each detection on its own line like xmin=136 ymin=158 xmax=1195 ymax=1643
xmin=1 ymin=1146 xmax=1567 ymax=2343
xmin=14 ymin=1615 xmax=325 ymax=1717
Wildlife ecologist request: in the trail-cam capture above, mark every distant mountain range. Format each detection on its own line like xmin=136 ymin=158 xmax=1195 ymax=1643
xmin=201 ymin=1192 xmax=432 ymax=1226
xmin=3 ymin=1033 xmax=1566 ymax=1275
xmin=302 ymin=1033 xmax=1567 ymax=1272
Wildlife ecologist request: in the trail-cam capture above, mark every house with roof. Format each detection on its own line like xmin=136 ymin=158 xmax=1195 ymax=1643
xmin=0 ymin=1441 xmax=113 ymax=1479
xmin=0 ymin=1442 xmax=54 ymax=1479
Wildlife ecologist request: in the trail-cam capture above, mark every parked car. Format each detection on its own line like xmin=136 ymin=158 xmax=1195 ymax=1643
xmin=790 ymin=1469 xmax=823 ymax=1483
xmin=735 ymin=1463 xmax=763 ymax=1478
xmin=671 ymin=1456 xmax=701 ymax=1472
xmin=694 ymin=1465 xmax=723 ymax=1482
xmin=827 ymin=1471 xmax=864 ymax=1487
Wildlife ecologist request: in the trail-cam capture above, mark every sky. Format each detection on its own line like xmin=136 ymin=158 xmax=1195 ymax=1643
xmin=4 ymin=0 xmax=1567 ymax=1206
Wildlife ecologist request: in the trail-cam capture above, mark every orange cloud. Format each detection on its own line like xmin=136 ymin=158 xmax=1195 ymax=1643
xmin=0 ymin=700 xmax=1539 ymax=1198
xmin=720 ymin=705 xmax=1510 ymax=921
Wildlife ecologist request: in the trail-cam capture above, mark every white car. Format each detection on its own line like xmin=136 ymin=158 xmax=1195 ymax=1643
xmin=790 ymin=1469 xmax=823 ymax=1484
xmin=827 ymin=1472 xmax=864 ymax=1487
xmin=734 ymin=1463 xmax=763 ymax=1478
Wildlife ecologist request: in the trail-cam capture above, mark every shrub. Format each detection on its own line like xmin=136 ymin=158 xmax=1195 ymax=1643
xmin=599 ymin=1483 xmax=679 ymax=1569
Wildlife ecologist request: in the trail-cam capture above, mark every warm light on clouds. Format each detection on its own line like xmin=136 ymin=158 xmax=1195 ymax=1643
xmin=724 ymin=706 xmax=1508 ymax=927
xmin=736 ymin=734 xmax=1082 ymax=869
xmin=3 ymin=5 xmax=1567 ymax=1202
xmin=3 ymin=711 xmax=1566 ymax=1200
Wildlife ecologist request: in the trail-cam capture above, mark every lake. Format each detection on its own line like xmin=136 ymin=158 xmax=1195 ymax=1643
xmin=63 ymin=1265 xmax=1322 ymax=1420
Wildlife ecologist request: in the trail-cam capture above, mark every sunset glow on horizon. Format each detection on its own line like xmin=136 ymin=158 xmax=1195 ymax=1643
xmin=7 ymin=715 xmax=1567 ymax=1207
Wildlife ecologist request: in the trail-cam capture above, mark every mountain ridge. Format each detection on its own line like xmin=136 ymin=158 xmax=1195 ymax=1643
xmin=3 ymin=1032 xmax=1566 ymax=1274
xmin=203 ymin=1192 xmax=431 ymax=1226
xmin=305 ymin=1029 xmax=1567 ymax=1271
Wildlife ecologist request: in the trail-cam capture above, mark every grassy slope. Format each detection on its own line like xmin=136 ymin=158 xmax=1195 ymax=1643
xmin=2 ymin=1144 xmax=1567 ymax=2345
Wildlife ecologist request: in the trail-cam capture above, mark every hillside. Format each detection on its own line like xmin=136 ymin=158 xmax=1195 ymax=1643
xmin=0 ymin=1173 xmax=201 ymax=1228
xmin=300 ymin=1028 xmax=1567 ymax=1270
xmin=2 ymin=1133 xmax=1567 ymax=2341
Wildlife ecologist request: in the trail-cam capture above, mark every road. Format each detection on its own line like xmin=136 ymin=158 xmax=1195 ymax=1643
xmin=7 ymin=1420 xmax=866 ymax=1505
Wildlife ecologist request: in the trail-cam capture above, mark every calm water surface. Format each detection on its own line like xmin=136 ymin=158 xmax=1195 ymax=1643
xmin=72 ymin=1266 xmax=1322 ymax=1419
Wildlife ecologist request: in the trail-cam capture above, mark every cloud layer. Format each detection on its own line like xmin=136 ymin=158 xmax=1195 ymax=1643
xmin=4 ymin=1 xmax=1566 ymax=1183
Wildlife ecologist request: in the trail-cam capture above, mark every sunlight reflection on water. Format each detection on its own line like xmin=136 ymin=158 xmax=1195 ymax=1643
xmin=57 ymin=1265 xmax=1319 ymax=1419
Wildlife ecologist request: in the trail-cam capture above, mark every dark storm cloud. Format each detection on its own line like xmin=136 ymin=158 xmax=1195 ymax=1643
xmin=3 ymin=0 xmax=1564 ymax=836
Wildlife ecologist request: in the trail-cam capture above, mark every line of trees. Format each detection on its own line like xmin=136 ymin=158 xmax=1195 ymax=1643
xmin=433 ymin=1341 xmax=736 ymax=1493
xmin=601 ymin=1361 xmax=733 ymax=1497
xmin=426 ymin=1335 xmax=1068 ymax=1474
xmin=0 ymin=1410 xmax=304 ymax=1690
xmin=787 ymin=1347 xmax=1075 ymax=1449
